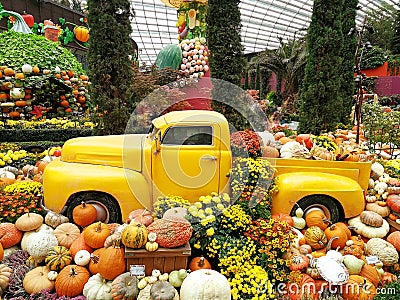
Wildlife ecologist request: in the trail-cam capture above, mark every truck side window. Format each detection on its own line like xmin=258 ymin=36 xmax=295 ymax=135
xmin=162 ymin=126 xmax=213 ymax=146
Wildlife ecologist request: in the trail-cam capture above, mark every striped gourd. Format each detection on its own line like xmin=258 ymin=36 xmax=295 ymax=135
xmin=304 ymin=226 xmax=327 ymax=250
xmin=45 ymin=245 xmax=72 ymax=271
xmin=147 ymin=217 xmax=193 ymax=248
xmin=121 ymin=222 xmax=148 ymax=249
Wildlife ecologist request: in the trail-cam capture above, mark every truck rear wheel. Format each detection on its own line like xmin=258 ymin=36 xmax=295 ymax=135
xmin=291 ymin=195 xmax=343 ymax=223
xmin=66 ymin=192 xmax=122 ymax=224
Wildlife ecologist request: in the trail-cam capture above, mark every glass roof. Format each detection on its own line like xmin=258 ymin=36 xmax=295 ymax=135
xmin=130 ymin=0 xmax=400 ymax=65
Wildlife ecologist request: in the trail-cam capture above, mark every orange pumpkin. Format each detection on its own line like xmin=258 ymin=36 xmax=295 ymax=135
xmin=9 ymin=111 xmax=20 ymax=119
xmin=262 ymin=145 xmax=279 ymax=158
xmin=324 ymin=222 xmax=351 ymax=249
xmin=189 ymin=256 xmax=212 ymax=271
xmin=3 ymin=68 xmax=14 ymax=76
xmin=387 ymin=231 xmax=400 ymax=252
xmin=69 ymin=233 xmax=93 ymax=259
xmin=305 ymin=210 xmax=329 ymax=230
xmin=55 ymin=265 xmax=90 ymax=297
xmin=359 ymin=264 xmax=380 ymax=287
xmin=272 ymin=213 xmax=294 ymax=226
xmin=60 ymin=100 xmax=70 ymax=108
xmin=342 ymin=275 xmax=376 ymax=300
xmin=36 ymin=160 xmax=49 ymax=174
xmin=83 ymin=222 xmax=110 ymax=249
xmin=77 ymin=95 xmax=86 ymax=104
xmin=0 ymin=242 xmax=3 ymax=261
xmin=88 ymin=247 xmax=105 ymax=275
xmin=32 ymin=66 xmax=40 ymax=74
xmin=0 ymin=223 xmax=23 ymax=248
xmin=74 ymin=26 xmax=90 ymax=43
xmin=72 ymin=202 xmax=97 ymax=227
xmin=287 ymin=274 xmax=318 ymax=300
xmin=380 ymin=272 xmax=397 ymax=286
xmin=98 ymin=243 xmax=126 ymax=280
xmin=387 ymin=194 xmax=400 ymax=213
xmin=14 ymin=72 xmax=24 ymax=80
xmin=15 ymin=100 xmax=27 ymax=107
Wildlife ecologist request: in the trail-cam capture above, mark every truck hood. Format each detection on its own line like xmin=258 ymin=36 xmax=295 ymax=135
xmin=61 ymin=134 xmax=146 ymax=171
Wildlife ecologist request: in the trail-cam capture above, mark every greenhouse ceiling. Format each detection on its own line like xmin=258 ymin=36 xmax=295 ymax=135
xmin=130 ymin=0 xmax=400 ymax=65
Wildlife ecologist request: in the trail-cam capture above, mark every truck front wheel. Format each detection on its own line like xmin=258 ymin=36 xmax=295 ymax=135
xmin=291 ymin=195 xmax=343 ymax=223
xmin=66 ymin=192 xmax=122 ymax=224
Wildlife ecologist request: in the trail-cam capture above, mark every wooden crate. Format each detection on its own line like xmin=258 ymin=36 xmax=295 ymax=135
xmin=125 ymin=243 xmax=191 ymax=276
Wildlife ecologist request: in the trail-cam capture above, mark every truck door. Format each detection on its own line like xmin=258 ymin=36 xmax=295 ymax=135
xmin=151 ymin=124 xmax=221 ymax=201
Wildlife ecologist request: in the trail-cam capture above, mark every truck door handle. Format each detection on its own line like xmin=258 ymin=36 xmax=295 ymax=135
xmin=201 ymin=155 xmax=217 ymax=161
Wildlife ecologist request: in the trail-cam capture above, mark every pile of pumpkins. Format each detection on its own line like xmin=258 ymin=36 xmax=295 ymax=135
xmin=0 ymin=203 xmax=231 ymax=300
xmin=0 ymin=64 xmax=90 ymax=119
xmin=263 ymin=128 xmax=372 ymax=161
xmin=278 ymin=167 xmax=400 ymax=299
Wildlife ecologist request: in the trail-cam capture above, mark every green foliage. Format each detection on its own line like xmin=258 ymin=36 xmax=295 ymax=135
xmin=206 ymin=0 xmax=247 ymax=130
xmin=0 ymin=30 xmax=84 ymax=73
xmin=373 ymin=281 xmax=400 ymax=300
xmin=0 ymin=128 xmax=92 ymax=143
xmin=298 ymin=0 xmax=345 ymax=134
xmin=86 ymin=0 xmax=135 ymax=135
xmin=338 ymin=0 xmax=358 ymax=125
xmin=392 ymin=10 xmax=400 ymax=54
xmin=362 ymin=103 xmax=400 ymax=159
xmin=364 ymin=2 xmax=397 ymax=51
xmin=360 ymin=46 xmax=388 ymax=69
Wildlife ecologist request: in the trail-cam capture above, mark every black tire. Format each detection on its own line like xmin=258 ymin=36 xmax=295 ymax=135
xmin=290 ymin=194 xmax=343 ymax=223
xmin=66 ymin=192 xmax=122 ymax=224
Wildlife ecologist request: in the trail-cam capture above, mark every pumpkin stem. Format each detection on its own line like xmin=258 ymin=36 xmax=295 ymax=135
xmin=96 ymin=221 xmax=103 ymax=232
xmin=81 ymin=202 xmax=86 ymax=207
xmin=198 ymin=256 xmax=205 ymax=267
xmin=326 ymin=236 xmax=339 ymax=251
xmin=90 ymin=253 xmax=99 ymax=264
xmin=69 ymin=266 xmax=77 ymax=277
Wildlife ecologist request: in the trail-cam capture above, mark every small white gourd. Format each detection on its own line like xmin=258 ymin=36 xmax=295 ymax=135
xmin=292 ymin=207 xmax=306 ymax=230
xmin=147 ymin=276 xmax=158 ymax=284
xmin=138 ymin=277 xmax=148 ymax=290
xmin=26 ymin=225 xmax=58 ymax=263
xmin=75 ymin=250 xmax=92 ymax=266
xmin=159 ymin=273 xmax=169 ymax=281
xmin=151 ymin=269 xmax=161 ymax=278
xmin=47 ymin=271 xmax=58 ymax=281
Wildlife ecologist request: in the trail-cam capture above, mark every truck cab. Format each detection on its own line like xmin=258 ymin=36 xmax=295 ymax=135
xmin=43 ymin=110 xmax=371 ymax=224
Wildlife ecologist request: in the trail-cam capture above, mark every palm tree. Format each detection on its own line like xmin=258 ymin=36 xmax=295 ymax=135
xmin=249 ymin=37 xmax=307 ymax=116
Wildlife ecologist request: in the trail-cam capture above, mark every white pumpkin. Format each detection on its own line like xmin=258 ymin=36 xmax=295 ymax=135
xmin=22 ymin=64 xmax=33 ymax=74
xmin=83 ymin=273 xmax=113 ymax=300
xmin=74 ymin=250 xmax=91 ymax=266
xmin=348 ymin=216 xmax=390 ymax=239
xmin=366 ymin=238 xmax=399 ymax=266
xmin=26 ymin=225 xmax=58 ymax=263
xmin=10 ymin=88 xmax=25 ymax=100
xmin=180 ymin=269 xmax=231 ymax=300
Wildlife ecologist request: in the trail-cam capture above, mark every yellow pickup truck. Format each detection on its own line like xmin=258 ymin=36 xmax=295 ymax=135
xmin=42 ymin=110 xmax=371 ymax=223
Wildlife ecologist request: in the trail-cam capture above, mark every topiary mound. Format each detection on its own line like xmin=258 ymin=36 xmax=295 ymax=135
xmin=0 ymin=30 xmax=84 ymax=74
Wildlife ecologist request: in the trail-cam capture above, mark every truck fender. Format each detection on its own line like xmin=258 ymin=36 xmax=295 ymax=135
xmin=43 ymin=160 xmax=152 ymax=221
xmin=271 ymin=171 xmax=365 ymax=219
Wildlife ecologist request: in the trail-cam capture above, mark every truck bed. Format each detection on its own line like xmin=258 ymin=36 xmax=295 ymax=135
xmin=265 ymin=158 xmax=372 ymax=192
